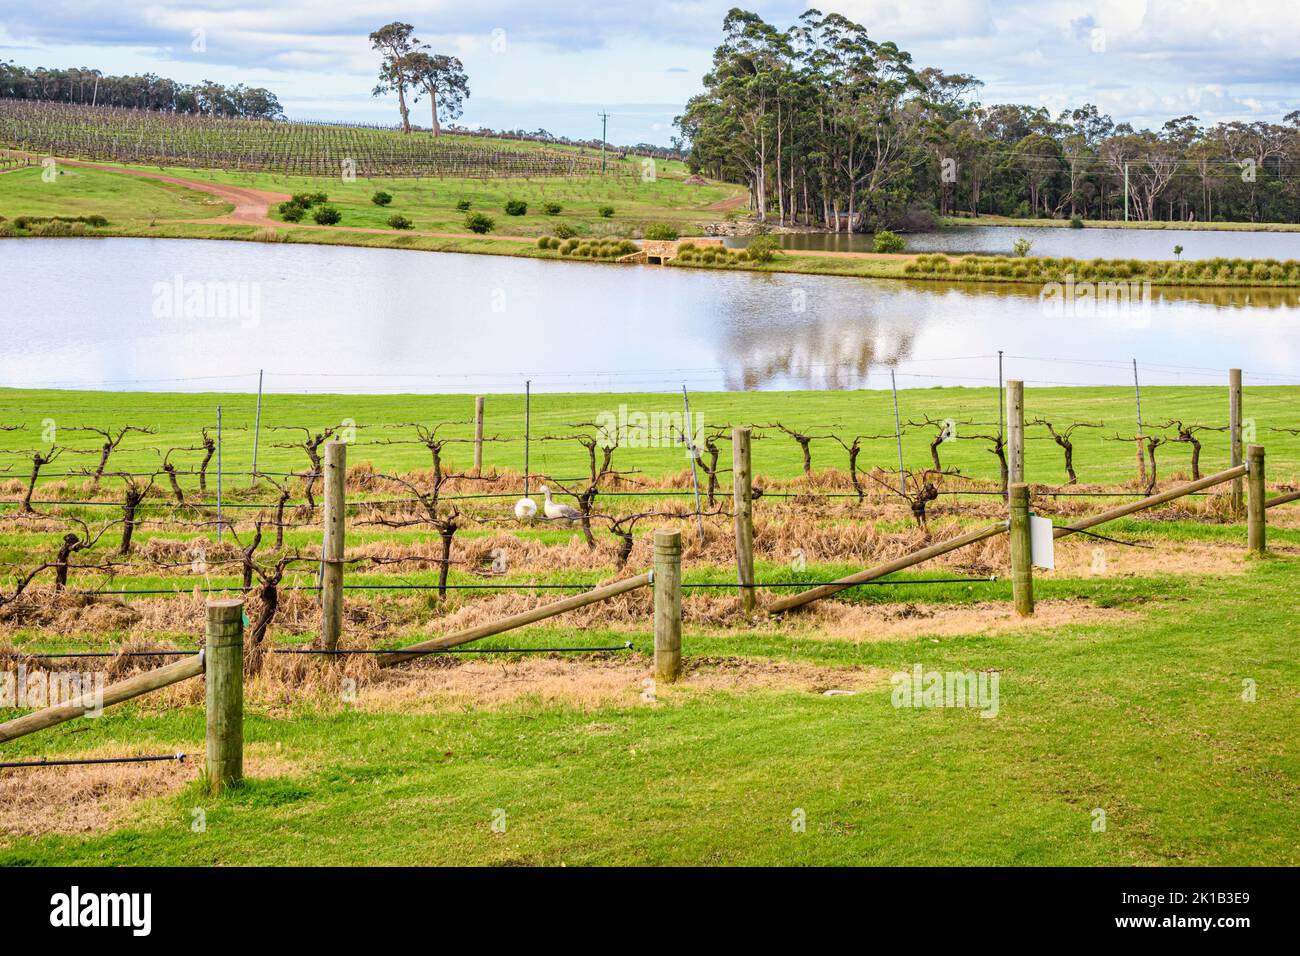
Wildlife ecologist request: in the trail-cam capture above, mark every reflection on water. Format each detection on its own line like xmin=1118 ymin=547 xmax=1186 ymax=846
xmin=1 ymin=238 xmax=1297 ymax=393
xmin=728 ymin=225 xmax=1300 ymax=262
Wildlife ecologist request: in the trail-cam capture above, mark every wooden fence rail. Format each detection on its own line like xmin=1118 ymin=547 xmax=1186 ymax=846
xmin=765 ymin=457 xmax=1260 ymax=617
xmin=0 ymin=652 xmax=205 ymax=744
xmin=376 ymin=572 xmax=654 ymax=667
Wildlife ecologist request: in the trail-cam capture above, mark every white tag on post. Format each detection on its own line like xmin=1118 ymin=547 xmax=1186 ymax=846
xmin=1030 ymin=515 xmax=1055 ymax=570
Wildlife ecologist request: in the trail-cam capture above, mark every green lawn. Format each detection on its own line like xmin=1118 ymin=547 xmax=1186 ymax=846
xmin=0 ymin=154 xmax=743 ymax=239
xmin=0 ymin=165 xmax=230 ymax=222
xmin=1 ymin=558 xmax=1294 ymax=865
xmin=0 ymin=385 xmax=1295 ymax=491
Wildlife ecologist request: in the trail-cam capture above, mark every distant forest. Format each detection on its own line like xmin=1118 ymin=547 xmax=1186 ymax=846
xmin=677 ymin=9 xmax=1300 ymax=230
xmin=0 ymin=61 xmax=284 ymax=119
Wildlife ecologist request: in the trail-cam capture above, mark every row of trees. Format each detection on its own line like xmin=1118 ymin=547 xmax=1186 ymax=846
xmin=369 ymin=22 xmax=469 ymax=137
xmin=0 ymin=61 xmax=283 ymax=119
xmin=677 ymin=9 xmax=1300 ymax=231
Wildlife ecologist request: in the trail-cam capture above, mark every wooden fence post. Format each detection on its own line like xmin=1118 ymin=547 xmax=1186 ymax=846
xmin=732 ymin=426 xmax=755 ymax=613
xmin=205 ymin=599 xmax=244 ymax=795
xmin=321 ymin=440 xmax=346 ymax=650
xmin=473 ymin=396 xmax=485 ymax=476
xmin=1230 ymin=368 xmax=1243 ymax=515
xmin=1007 ymin=379 xmax=1025 ymax=490
xmin=1009 ymin=482 xmax=1034 ymax=616
xmin=1247 ymin=443 xmax=1265 ymax=555
xmin=653 ymin=529 xmax=682 ymax=682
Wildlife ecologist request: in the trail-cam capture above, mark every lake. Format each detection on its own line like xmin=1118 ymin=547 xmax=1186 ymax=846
xmin=729 ymin=224 xmax=1300 ymax=261
xmin=1 ymin=237 xmax=1298 ymax=393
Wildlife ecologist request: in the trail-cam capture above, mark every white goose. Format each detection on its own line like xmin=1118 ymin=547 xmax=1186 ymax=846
xmin=540 ymin=485 xmax=582 ymax=523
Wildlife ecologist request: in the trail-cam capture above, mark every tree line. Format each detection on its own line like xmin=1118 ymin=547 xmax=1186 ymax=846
xmin=0 ymin=60 xmax=283 ymax=119
xmin=676 ymin=8 xmax=1300 ymax=231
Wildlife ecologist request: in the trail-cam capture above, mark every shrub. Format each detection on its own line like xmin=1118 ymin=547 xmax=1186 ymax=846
xmin=552 ymin=223 xmax=577 ymax=239
xmin=279 ymin=201 xmax=305 ymax=222
xmin=1011 ymin=237 xmax=1033 ymax=257
xmin=873 ymin=229 xmax=905 ymax=253
xmin=505 ymin=199 xmax=528 ymax=216
xmin=84 ymin=214 xmax=108 ymax=227
xmin=456 ymin=199 xmax=472 ymax=211
xmin=598 ymin=205 xmax=615 ymax=218
xmin=746 ymin=234 xmax=780 ymax=263
xmin=643 ymin=223 xmax=679 ymax=241
xmin=1070 ymin=215 xmax=1084 ymax=229
xmin=372 ymin=191 xmax=393 ymax=206
xmin=387 ymin=214 xmax=413 ymax=230
xmin=464 ymin=212 xmax=494 ymax=234
xmin=312 ymin=205 xmax=342 ymax=225
xmin=35 ymin=220 xmax=73 ymax=237
xmin=543 ymin=202 xmax=562 ymax=216
xmin=307 ymin=191 xmax=328 ymax=205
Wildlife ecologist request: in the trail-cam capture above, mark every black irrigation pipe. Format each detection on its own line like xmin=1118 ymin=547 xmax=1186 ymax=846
xmin=274 ymin=643 xmax=635 ymax=656
xmin=1052 ymin=526 xmax=1154 ymax=549
xmin=685 ymin=577 xmax=997 ymax=588
xmin=12 ymin=650 xmax=200 ymax=658
xmin=0 ymin=499 xmax=323 ymax=510
xmin=937 ymin=489 xmax=1215 ymax=498
xmin=13 ymin=644 xmax=635 ymax=659
xmin=0 ymin=489 xmax=1223 ymax=509
xmin=52 ymin=576 xmax=996 ymax=598
xmin=0 ymin=753 xmax=186 ymax=769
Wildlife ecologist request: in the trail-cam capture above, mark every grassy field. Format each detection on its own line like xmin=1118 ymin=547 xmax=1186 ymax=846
xmin=0 ymin=153 xmax=743 ymax=240
xmin=1 ymin=385 xmax=1296 ymax=487
xmin=0 ymin=164 xmax=230 ymax=221
xmin=0 ymin=546 xmax=1295 ymax=865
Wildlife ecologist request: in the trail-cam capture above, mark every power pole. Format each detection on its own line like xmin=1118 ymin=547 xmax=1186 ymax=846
xmin=597 ymin=111 xmax=610 ymax=174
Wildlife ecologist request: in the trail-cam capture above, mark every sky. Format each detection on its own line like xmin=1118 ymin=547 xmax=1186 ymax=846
xmin=1 ymin=1 xmax=1298 ymax=146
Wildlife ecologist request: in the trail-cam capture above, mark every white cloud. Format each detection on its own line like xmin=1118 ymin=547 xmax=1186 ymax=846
xmin=2 ymin=0 xmax=1298 ymax=144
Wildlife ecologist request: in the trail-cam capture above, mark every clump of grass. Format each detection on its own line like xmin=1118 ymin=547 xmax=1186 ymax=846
xmin=252 ymin=227 xmax=288 ymax=242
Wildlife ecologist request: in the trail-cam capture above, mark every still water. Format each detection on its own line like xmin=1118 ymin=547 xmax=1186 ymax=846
xmin=731 ymin=225 xmax=1300 ymax=261
xmin=1 ymin=238 xmax=1297 ymax=392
